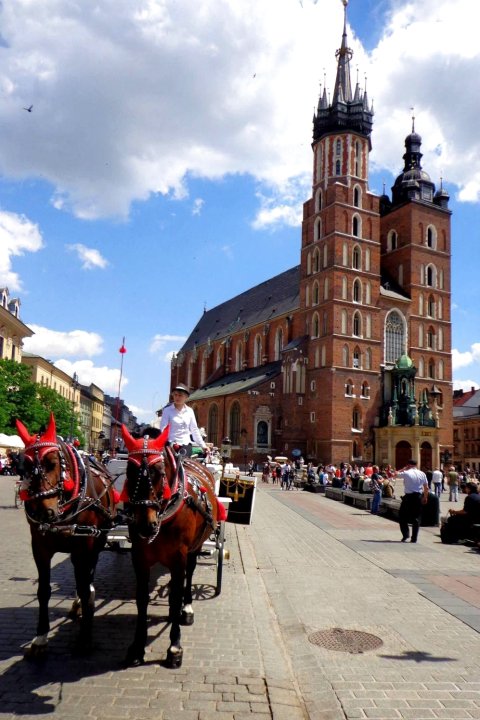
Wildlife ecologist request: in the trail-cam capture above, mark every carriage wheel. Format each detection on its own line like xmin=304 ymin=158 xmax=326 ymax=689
xmin=214 ymin=521 xmax=225 ymax=597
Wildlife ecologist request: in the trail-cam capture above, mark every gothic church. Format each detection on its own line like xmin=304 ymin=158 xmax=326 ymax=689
xmin=170 ymin=5 xmax=453 ymax=470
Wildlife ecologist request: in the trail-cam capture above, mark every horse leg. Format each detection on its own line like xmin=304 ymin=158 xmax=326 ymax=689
xmin=24 ymin=543 xmax=52 ymax=660
xmin=125 ymin=556 xmax=150 ymax=667
xmin=71 ymin=545 xmax=100 ymax=654
xmin=180 ymin=552 xmax=197 ymax=626
xmin=166 ymin=563 xmax=186 ymax=669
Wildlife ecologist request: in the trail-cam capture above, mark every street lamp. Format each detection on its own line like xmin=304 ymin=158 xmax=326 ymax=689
xmin=220 ymin=437 xmax=232 ymax=483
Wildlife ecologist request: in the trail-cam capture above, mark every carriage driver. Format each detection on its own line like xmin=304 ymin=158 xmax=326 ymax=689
xmin=160 ymin=383 xmax=208 ymax=457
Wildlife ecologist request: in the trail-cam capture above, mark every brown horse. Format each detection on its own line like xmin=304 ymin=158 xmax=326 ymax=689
xmin=16 ymin=413 xmax=117 ymax=658
xmin=121 ymin=424 xmax=225 ymax=668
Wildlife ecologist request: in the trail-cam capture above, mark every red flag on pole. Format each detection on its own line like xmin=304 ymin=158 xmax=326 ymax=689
xmin=119 ymin=338 xmax=127 ymax=354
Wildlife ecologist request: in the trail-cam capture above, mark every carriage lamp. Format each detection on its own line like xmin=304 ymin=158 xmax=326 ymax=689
xmin=221 ymin=437 xmax=232 ymax=463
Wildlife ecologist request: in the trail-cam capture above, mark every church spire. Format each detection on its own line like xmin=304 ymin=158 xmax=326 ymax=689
xmin=332 ymin=0 xmax=353 ymax=105
xmin=313 ymin=0 xmax=373 ymax=144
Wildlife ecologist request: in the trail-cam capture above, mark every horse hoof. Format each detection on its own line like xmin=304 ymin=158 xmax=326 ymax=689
xmin=181 ymin=610 xmax=194 ymax=626
xmin=24 ymin=643 xmax=47 ymax=662
xmin=166 ymin=646 xmax=183 ymax=668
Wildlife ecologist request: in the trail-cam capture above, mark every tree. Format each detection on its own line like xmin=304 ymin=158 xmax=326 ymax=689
xmin=0 ymin=359 xmax=82 ymax=440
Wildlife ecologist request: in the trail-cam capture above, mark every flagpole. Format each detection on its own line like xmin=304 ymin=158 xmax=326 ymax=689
xmin=112 ymin=337 xmax=127 ymax=456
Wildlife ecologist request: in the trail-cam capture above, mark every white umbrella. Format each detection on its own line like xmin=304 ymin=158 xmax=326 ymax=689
xmin=0 ymin=433 xmax=25 ymax=449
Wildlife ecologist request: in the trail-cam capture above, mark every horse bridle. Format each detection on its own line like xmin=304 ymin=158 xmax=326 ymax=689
xmin=23 ymin=440 xmax=69 ymax=503
xmin=126 ymin=436 xmax=170 ymax=511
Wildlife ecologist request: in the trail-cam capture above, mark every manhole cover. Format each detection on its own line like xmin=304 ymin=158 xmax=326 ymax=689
xmin=308 ymin=628 xmax=383 ymax=654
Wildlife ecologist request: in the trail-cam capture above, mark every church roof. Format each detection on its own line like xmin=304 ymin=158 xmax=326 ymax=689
xmin=180 ymin=266 xmax=300 ymax=352
xmin=189 ymin=361 xmax=281 ymax=401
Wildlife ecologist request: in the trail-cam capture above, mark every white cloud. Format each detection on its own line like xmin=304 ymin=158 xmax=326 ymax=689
xmin=24 ymin=325 xmax=104 ymax=358
xmin=0 ymin=1 xmax=478 ymax=228
xmin=0 ymin=211 xmax=43 ymax=291
xmin=54 ymin=358 xmax=128 ymax=395
xmin=66 ymin=244 xmax=108 ymax=270
xmin=192 ymin=198 xmax=204 ymax=216
xmin=150 ymin=334 xmax=186 ymax=355
xmin=453 ymin=379 xmax=480 ymax=393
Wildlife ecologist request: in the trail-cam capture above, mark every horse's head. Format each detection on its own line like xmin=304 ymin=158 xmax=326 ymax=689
xmin=16 ymin=413 xmax=71 ymax=523
xmin=121 ymin=424 xmax=173 ymax=539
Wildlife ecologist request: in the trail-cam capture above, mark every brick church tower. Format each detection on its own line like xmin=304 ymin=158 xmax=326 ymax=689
xmin=170 ymin=2 xmax=453 ymax=471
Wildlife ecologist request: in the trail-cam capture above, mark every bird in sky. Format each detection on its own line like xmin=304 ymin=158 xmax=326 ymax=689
xmin=23 ymin=105 xmax=33 ymax=112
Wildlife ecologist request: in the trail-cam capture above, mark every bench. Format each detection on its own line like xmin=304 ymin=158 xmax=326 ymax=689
xmin=380 ymin=498 xmax=401 ymax=518
xmin=343 ymin=489 xmax=372 ymax=510
xmin=325 ymin=486 xmax=344 ymax=501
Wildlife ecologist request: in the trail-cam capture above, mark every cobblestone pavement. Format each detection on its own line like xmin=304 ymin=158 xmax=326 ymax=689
xmin=1 ymin=476 xmax=480 ymax=720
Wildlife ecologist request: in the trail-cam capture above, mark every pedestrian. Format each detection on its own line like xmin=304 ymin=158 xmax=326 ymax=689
xmin=160 ymin=383 xmax=207 ymax=456
xmin=432 ymin=467 xmax=443 ymax=498
xmin=262 ymin=462 xmax=270 ymax=483
xmin=445 ymin=482 xmax=480 ymax=541
xmin=396 ymin=459 xmax=429 ymax=543
xmin=370 ymin=466 xmax=383 ymax=514
xmin=447 ymin=465 xmax=459 ymax=502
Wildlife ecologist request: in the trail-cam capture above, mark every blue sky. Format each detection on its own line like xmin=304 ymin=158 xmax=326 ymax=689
xmin=1 ymin=0 xmax=479 ymax=423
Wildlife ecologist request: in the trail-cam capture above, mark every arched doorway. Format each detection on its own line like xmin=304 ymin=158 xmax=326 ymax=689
xmin=420 ymin=442 xmax=432 ymax=471
xmin=395 ymin=440 xmax=412 ymax=470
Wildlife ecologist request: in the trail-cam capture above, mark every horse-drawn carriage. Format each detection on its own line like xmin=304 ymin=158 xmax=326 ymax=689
xmin=14 ymin=415 xmax=229 ymax=668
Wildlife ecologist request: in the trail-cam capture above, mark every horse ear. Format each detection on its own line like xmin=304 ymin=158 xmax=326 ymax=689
xmin=151 ymin=424 xmax=170 ymax=450
xmin=42 ymin=412 xmax=56 ymax=443
xmin=121 ymin=424 xmax=141 ymax=452
xmin=16 ymin=418 xmax=35 ymax=447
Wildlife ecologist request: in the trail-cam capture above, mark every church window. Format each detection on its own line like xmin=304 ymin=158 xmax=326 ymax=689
xmin=345 ymin=380 xmax=353 ymax=396
xmin=427 ymin=327 xmax=435 ymax=350
xmin=323 ymin=278 xmax=329 ymax=300
xmin=322 ymin=243 xmax=328 ymax=268
xmin=341 ymin=309 xmax=347 ymax=334
xmin=365 ymin=313 xmax=371 ymax=338
xmin=274 ymin=328 xmax=283 ymax=360
xmin=365 ymin=282 xmax=371 ymax=305
xmin=342 ymin=276 xmax=348 ymax=299
xmin=361 ymin=381 xmax=370 ymax=398
xmin=314 ymin=347 xmax=320 ymax=367
xmin=388 ymin=230 xmax=398 ymax=251
xmin=305 ymin=285 xmax=310 ymax=307
xmin=355 ymin=140 xmax=361 ymax=176
xmin=428 ymin=360 xmax=435 ymax=379
xmin=352 ymin=407 xmax=361 ymax=430
xmin=335 ymin=159 xmax=341 ymax=175
xmin=427 ymin=295 xmax=435 ymax=318
xmin=315 ymin=187 xmax=323 ymax=212
xmin=385 ymin=310 xmax=405 ymax=364
xmin=426 ymin=225 xmax=437 ymax=249
xmin=306 ymin=252 xmax=312 ymax=275
xmin=312 ymin=313 xmax=320 ymax=338
xmin=438 ymin=326 xmax=443 ymax=351
xmin=342 ymin=344 xmax=349 ymax=366
xmin=200 ymin=353 xmax=207 ymax=385
xmin=254 ymin=334 xmax=262 ymax=366
xmin=425 ymin=264 xmax=436 ymax=287
xmin=353 ymin=278 xmax=362 ymax=303
xmin=352 ymin=215 xmax=361 ymax=238
xmin=419 ymin=357 xmax=425 ymax=377
xmin=321 ymin=345 xmax=326 ymax=366
xmin=342 ymin=242 xmax=348 ymax=266
xmin=256 ymin=420 xmax=268 ymax=447
xmin=315 ymin=146 xmax=323 ymax=184
xmin=353 ymin=348 xmax=361 ymax=369
xmin=208 ymin=404 xmax=219 ymax=447
xmin=313 ymin=281 xmax=319 ymax=305
xmin=419 ymin=324 xmax=424 ymax=347
xmin=352 ymin=245 xmax=361 ymax=269
xmin=439 ymin=269 xmax=444 ymax=289
xmin=313 ymin=248 xmax=320 ymax=272
xmin=314 ymin=217 xmax=322 ymax=241
xmin=229 ymin=402 xmax=241 ymax=445
xmin=365 ymin=348 xmax=372 ymax=370
xmin=336 ymin=138 xmax=341 ymax=156
xmin=216 ymin=346 xmax=223 ymax=369
xmin=438 ymin=297 xmax=443 ymax=319
xmin=365 ymin=248 xmax=370 ymax=272
xmin=235 ymin=342 xmax=243 ymax=371
xmin=353 ymin=311 xmax=361 ymax=337
xmin=419 ymin=294 xmax=424 ymax=315
xmin=438 ymin=359 xmax=444 ymax=380
xmin=353 ymin=185 xmax=361 ymax=207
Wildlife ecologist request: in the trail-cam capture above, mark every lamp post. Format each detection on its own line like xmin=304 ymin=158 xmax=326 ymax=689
xmin=240 ymin=428 xmax=248 ymax=472
xmin=70 ymin=372 xmax=79 ymax=443
xmin=220 ymin=436 xmax=232 ymax=483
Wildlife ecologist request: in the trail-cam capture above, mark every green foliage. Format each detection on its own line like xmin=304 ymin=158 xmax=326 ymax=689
xmin=0 ymin=359 xmax=82 ymax=439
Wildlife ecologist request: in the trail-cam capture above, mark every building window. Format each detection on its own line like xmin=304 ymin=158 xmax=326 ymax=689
xmin=314 ymin=217 xmax=322 ymax=241
xmin=208 ymin=405 xmax=218 ymax=446
xmin=353 ymin=279 xmax=361 ymax=303
xmin=352 ymin=407 xmax=361 ymax=430
xmin=323 ymin=278 xmax=329 ymax=300
xmin=335 ymin=159 xmax=341 ymax=175
xmin=313 ymin=281 xmax=319 ymax=305
xmin=274 ymin=329 xmax=283 ymax=360
xmin=426 ymin=225 xmax=437 ymax=249
xmin=256 ymin=420 xmax=268 ymax=447
xmin=310 ymin=380 xmax=316 ymax=392
xmin=428 ymin=360 xmax=435 ymax=379
xmin=365 ymin=348 xmax=372 ymax=370
xmin=425 ymin=264 xmax=436 ymax=287
xmin=345 ymin=380 xmax=353 ymax=396
xmin=353 ymin=311 xmax=361 ymax=337
xmin=352 ymin=245 xmax=361 ymax=269
xmin=310 ymin=411 xmax=316 ymax=422
xmin=385 ymin=310 xmax=405 ymax=364
xmin=229 ymin=402 xmax=241 ymax=445
xmin=306 ymin=252 xmax=312 ymax=275
xmin=353 ymin=348 xmax=360 ymax=369
xmin=361 ymin=381 xmax=370 ymax=398
xmin=254 ymin=335 xmax=262 ymax=366
xmin=343 ymin=344 xmax=349 ymax=366
xmin=235 ymin=343 xmax=243 ymax=372
xmin=353 ymin=185 xmax=361 ymax=207
xmin=342 ymin=276 xmax=347 ymax=300
xmin=315 ymin=187 xmax=323 ymax=212
xmin=341 ymin=309 xmax=347 ymax=334
xmin=313 ymin=249 xmax=320 ymax=272
xmin=388 ymin=230 xmax=398 ymax=251
xmin=352 ymin=215 xmax=360 ymax=238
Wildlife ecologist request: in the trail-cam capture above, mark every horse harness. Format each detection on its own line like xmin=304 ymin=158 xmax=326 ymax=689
xmin=124 ymin=438 xmax=216 ymax=540
xmin=22 ymin=436 xmax=116 ymax=537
